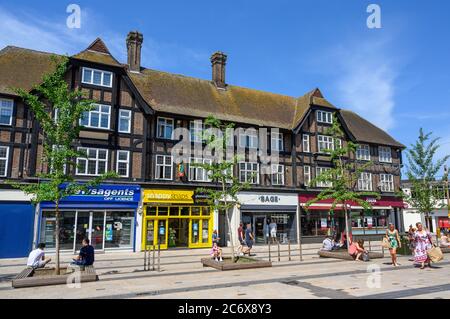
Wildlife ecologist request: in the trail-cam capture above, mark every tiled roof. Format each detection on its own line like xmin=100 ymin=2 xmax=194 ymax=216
xmin=0 ymin=38 xmax=405 ymax=147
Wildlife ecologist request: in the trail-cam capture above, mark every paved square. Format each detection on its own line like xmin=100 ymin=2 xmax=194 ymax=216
xmin=0 ymin=244 xmax=449 ymax=299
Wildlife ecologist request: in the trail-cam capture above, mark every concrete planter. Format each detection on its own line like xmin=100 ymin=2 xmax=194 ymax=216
xmin=12 ymin=266 xmax=98 ymax=288
xmin=201 ymin=256 xmax=272 ymax=271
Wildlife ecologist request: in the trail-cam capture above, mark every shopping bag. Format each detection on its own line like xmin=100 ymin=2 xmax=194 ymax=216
xmin=382 ymin=237 xmax=391 ymax=249
xmin=427 ymin=246 xmax=444 ymax=263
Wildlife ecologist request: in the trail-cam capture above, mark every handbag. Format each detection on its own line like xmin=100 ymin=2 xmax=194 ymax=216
xmin=382 ymin=237 xmax=391 ymax=249
xmin=427 ymin=246 xmax=444 ymax=263
xmin=362 ymin=252 xmax=370 ymax=262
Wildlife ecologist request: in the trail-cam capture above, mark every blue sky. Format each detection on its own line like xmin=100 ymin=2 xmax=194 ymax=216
xmin=1 ymin=0 xmax=450 ymax=176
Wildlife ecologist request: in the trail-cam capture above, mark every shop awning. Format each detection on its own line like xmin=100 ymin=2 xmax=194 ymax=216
xmin=299 ymin=194 xmax=405 ymax=210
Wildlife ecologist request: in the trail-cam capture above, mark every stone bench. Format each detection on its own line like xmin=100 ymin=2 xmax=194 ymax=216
xmin=318 ymin=249 xmax=384 ymax=260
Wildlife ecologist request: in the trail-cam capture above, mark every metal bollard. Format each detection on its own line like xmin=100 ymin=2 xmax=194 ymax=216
xmin=288 ymin=240 xmax=291 ymax=261
xmin=144 ymin=246 xmax=147 ymax=271
xmin=268 ymin=242 xmax=271 ymax=261
xmin=277 ymin=242 xmax=280 ymax=262
xmin=152 ymin=245 xmax=155 ymax=271
xmin=158 ymin=243 xmax=161 ymax=272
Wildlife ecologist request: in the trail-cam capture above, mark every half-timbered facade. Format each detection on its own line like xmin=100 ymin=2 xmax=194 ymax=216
xmin=0 ymin=30 xmax=405 ymax=256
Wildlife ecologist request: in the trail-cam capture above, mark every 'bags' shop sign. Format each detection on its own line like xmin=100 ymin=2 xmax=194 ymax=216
xmin=62 ymin=185 xmax=141 ymax=203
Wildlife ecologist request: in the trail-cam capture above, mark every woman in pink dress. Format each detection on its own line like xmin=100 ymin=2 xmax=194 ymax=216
xmin=411 ymin=222 xmax=434 ymax=269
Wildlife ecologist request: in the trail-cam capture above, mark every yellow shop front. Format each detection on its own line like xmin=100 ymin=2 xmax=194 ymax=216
xmin=141 ymin=189 xmax=213 ymax=250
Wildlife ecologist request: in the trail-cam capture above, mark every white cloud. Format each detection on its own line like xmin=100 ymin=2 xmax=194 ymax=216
xmin=332 ymin=40 xmax=397 ymax=132
xmin=0 ymin=6 xmax=208 ymax=72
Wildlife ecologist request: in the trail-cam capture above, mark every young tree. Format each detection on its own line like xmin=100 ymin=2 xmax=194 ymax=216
xmin=11 ymin=57 xmax=117 ymax=274
xmin=403 ymin=128 xmax=450 ymax=230
xmin=192 ymin=116 xmax=250 ymax=262
xmin=305 ymin=118 xmax=381 ymax=250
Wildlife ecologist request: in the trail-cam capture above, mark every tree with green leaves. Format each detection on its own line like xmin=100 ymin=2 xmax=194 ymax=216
xmin=192 ymin=116 xmax=251 ymax=262
xmin=403 ymin=128 xmax=449 ymax=230
xmin=305 ymin=117 xmax=380 ymax=250
xmin=11 ymin=56 xmax=117 ymax=274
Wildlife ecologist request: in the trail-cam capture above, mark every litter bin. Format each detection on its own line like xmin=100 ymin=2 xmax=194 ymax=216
xmin=397 ymin=235 xmax=412 ymax=256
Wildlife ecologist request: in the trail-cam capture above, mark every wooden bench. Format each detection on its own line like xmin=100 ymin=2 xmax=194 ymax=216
xmin=440 ymin=246 xmax=450 ymax=254
xmin=318 ymin=249 xmax=384 ymax=260
xmin=12 ymin=265 xmax=98 ymax=288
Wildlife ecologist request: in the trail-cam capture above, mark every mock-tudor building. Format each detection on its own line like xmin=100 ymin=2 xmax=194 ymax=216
xmin=0 ymin=31 xmax=405 ymax=257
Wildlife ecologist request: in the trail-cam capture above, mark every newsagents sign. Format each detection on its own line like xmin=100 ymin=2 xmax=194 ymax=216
xmin=61 ymin=184 xmax=141 ymax=203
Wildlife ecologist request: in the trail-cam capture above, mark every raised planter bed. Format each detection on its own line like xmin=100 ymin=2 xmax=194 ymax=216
xmin=201 ymin=257 xmax=272 ymax=271
xmin=318 ymin=250 xmax=384 ymax=260
xmin=12 ymin=266 xmax=98 ymax=288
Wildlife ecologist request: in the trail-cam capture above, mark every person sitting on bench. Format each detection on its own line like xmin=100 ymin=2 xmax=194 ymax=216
xmin=27 ymin=243 xmax=51 ymax=269
xmin=210 ymin=242 xmax=223 ymax=262
xmin=440 ymin=231 xmax=450 ymax=248
xmin=71 ymin=238 xmax=95 ymax=266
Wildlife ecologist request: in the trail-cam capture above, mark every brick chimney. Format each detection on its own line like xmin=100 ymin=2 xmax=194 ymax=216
xmin=126 ymin=31 xmax=143 ymax=73
xmin=211 ymin=51 xmax=227 ymax=89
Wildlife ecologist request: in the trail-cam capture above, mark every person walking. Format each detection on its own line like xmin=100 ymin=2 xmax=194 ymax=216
xmin=410 ymin=222 xmax=434 ymax=269
xmin=386 ymin=223 xmax=401 ymax=267
xmin=269 ymin=220 xmax=278 ymax=244
xmin=245 ymin=223 xmax=254 ymax=256
xmin=236 ymin=222 xmax=245 ymax=255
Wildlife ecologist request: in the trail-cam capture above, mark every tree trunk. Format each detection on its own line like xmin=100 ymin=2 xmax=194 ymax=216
xmin=344 ymin=203 xmax=351 ymax=251
xmin=225 ymin=208 xmax=236 ymax=262
xmin=55 ymin=199 xmax=60 ymax=275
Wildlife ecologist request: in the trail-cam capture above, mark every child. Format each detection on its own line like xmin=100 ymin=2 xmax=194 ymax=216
xmin=210 ymin=242 xmax=223 ymax=262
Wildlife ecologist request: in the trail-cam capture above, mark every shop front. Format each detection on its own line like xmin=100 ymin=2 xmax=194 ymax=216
xmin=299 ymin=193 xmax=405 ymax=242
xmin=141 ymin=189 xmax=213 ymax=250
xmin=38 ymin=184 xmax=141 ymax=253
xmin=0 ymin=190 xmax=34 ymax=258
xmin=236 ymin=192 xmax=299 ymax=245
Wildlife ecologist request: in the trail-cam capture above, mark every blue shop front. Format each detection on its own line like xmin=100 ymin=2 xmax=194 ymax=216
xmin=37 ymin=184 xmax=141 ymax=253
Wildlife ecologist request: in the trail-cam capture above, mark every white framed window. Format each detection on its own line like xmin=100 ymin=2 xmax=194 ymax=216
xmin=239 ymin=131 xmax=258 ymax=149
xmin=189 ymin=158 xmax=212 ymax=182
xmin=157 ymin=117 xmax=174 ymax=139
xmin=302 ymin=134 xmax=310 ymax=153
xmin=318 ymin=135 xmax=334 ymax=153
xmin=0 ymin=98 xmax=13 ymax=126
xmin=380 ymin=174 xmax=394 ymax=192
xmin=81 ymin=67 xmax=113 ymax=88
xmin=316 ymin=167 xmax=332 ymax=188
xmin=356 ymin=144 xmax=371 ymax=161
xmin=118 ymin=109 xmax=132 ymax=133
xmin=155 ymin=155 xmax=173 ymax=180
xmin=304 ymin=166 xmax=311 ymax=187
xmin=271 ymin=164 xmax=285 ymax=185
xmin=116 ymin=150 xmax=130 ymax=177
xmin=76 ymin=147 xmax=108 ymax=176
xmin=0 ymin=146 xmax=9 ymax=177
xmin=271 ymin=132 xmax=284 ymax=151
xmin=189 ymin=120 xmax=203 ymax=143
xmin=239 ymin=162 xmax=259 ymax=184
xmin=80 ymin=104 xmax=111 ymax=129
xmin=379 ymin=146 xmax=392 ymax=163
xmin=358 ymin=172 xmax=373 ymax=191
xmin=317 ymin=110 xmax=333 ymax=124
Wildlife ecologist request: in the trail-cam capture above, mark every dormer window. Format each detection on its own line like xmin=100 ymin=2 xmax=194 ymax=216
xmin=82 ymin=67 xmax=113 ymax=88
xmin=317 ymin=110 xmax=333 ymax=124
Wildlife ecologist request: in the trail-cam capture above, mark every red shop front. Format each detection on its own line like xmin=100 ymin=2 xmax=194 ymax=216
xmin=298 ymin=193 xmax=405 ymax=240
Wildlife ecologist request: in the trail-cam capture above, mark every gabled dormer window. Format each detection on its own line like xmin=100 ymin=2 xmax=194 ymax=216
xmin=82 ymin=67 xmax=113 ymax=88
xmin=317 ymin=110 xmax=333 ymax=124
